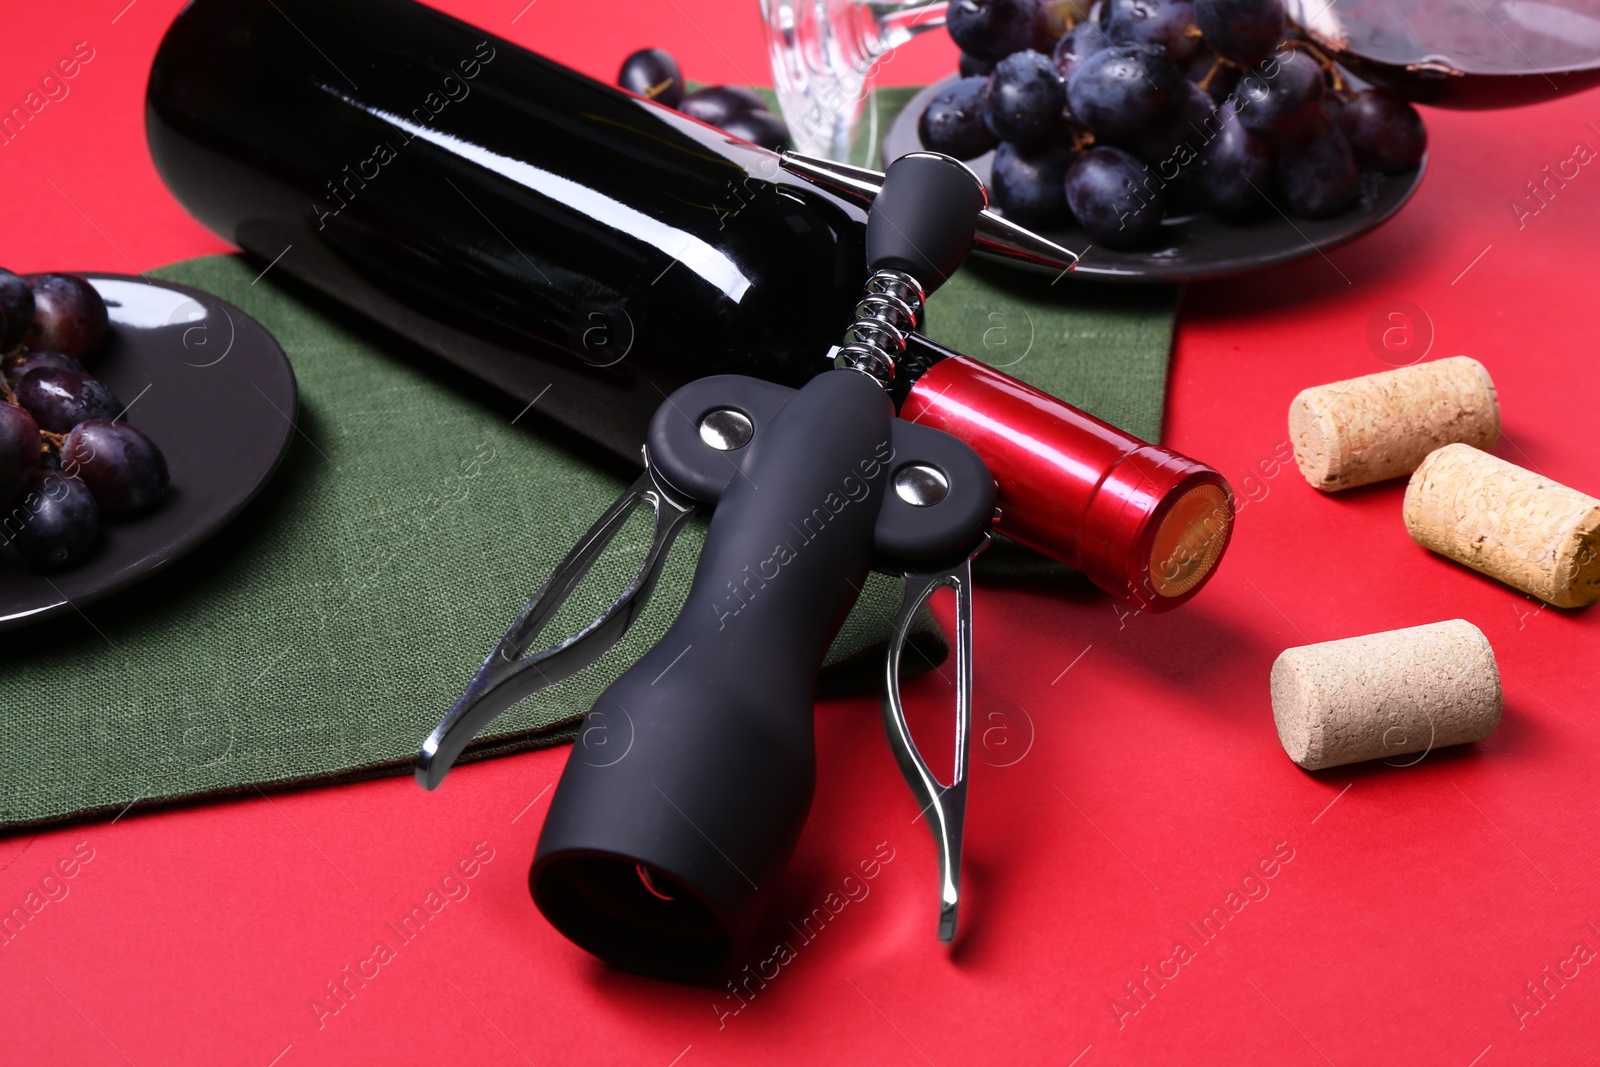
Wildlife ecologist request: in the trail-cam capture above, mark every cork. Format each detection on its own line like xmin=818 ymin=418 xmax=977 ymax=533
xmin=1270 ymin=619 xmax=1502 ymax=771
xmin=1403 ymin=444 xmax=1600 ymax=608
xmin=1289 ymin=356 xmax=1500 ymax=491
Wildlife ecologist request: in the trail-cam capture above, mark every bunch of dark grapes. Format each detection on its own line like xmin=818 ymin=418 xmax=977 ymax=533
xmin=0 ymin=270 xmax=169 ymax=572
xmin=618 ymin=48 xmax=792 ymax=151
xmin=922 ymin=0 xmax=1427 ymax=248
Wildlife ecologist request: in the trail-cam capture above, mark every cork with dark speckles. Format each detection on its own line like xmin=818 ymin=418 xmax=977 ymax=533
xmin=1289 ymin=356 xmax=1499 ymax=491
xmin=1404 ymin=444 xmax=1600 ymax=608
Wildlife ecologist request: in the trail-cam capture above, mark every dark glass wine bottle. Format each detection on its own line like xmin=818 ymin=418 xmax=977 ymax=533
xmin=147 ymin=0 xmax=873 ymax=459
xmin=147 ymin=0 xmax=1236 ymax=610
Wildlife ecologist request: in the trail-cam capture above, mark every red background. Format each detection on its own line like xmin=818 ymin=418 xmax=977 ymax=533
xmin=3 ymin=2 xmax=1598 ymax=1065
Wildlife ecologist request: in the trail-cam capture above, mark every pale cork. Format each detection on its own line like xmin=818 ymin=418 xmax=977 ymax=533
xmin=1289 ymin=356 xmax=1500 ymax=491
xmin=1270 ymin=619 xmax=1502 ymax=771
xmin=1404 ymin=444 xmax=1600 ymax=608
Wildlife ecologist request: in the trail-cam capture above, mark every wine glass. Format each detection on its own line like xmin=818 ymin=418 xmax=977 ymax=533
xmin=760 ymin=0 xmax=949 ymax=166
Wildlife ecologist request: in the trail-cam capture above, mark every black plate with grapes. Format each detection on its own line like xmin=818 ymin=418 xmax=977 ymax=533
xmin=1 ymin=273 xmax=296 ymax=630
xmin=885 ymin=0 xmax=1428 ymax=282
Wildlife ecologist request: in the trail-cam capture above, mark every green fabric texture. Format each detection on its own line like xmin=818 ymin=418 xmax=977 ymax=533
xmin=0 ymin=91 xmax=1177 ymax=830
xmin=0 ymin=255 xmax=941 ymax=829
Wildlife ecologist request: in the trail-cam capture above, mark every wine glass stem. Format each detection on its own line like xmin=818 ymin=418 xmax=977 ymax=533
xmin=762 ymin=0 xmax=948 ymax=164
xmin=872 ymin=0 xmax=948 ymax=51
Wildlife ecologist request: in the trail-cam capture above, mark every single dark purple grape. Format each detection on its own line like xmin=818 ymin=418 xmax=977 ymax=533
xmin=5 ymin=469 xmax=99 ymax=571
xmin=0 ymin=269 xmax=34 ymax=352
xmin=62 ymin=419 xmax=169 ymax=518
xmin=617 ymin=48 xmax=684 ymax=109
xmin=4 ymin=349 xmax=87 ymax=386
xmin=990 ymin=140 xmax=1078 ymax=226
xmin=1066 ymin=146 xmax=1165 ymax=247
xmin=1234 ymin=48 xmax=1323 ymax=140
xmin=722 ymin=109 xmax=790 ymax=150
xmin=1194 ymin=0 xmax=1284 ymax=66
xmin=1276 ymin=114 xmax=1357 ymax=218
xmin=947 ymin=0 xmax=1039 ymax=62
xmin=1114 ymin=80 xmax=1214 ymax=168
xmin=1339 ymin=90 xmax=1426 ymax=173
xmin=959 ymin=51 xmax=996 ymax=78
xmin=1053 ymin=21 xmax=1109 ymax=85
xmin=679 ymin=86 xmax=765 ymax=127
xmin=26 ymin=273 xmax=108 ymax=360
xmin=920 ymin=77 xmax=999 ymax=160
xmin=1196 ymin=104 xmax=1273 ymax=212
xmin=13 ymin=367 xmax=122 ymax=434
xmin=1109 ymin=0 xmax=1201 ymax=62
xmin=0 ymin=402 xmax=40 ymax=504
xmin=986 ymin=51 xmax=1066 ymax=145
xmin=1066 ymin=43 xmax=1182 ymax=138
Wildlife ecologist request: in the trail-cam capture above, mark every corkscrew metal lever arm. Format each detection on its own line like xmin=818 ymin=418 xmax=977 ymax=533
xmin=883 ymin=548 xmax=983 ymax=942
xmin=825 ymin=150 xmax=996 ymax=942
xmin=414 ymin=467 xmax=696 ymax=790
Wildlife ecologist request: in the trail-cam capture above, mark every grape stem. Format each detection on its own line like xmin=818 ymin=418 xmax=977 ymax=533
xmin=1286 ymin=39 xmax=1347 ymax=91
xmin=39 ymin=429 xmax=66 ymax=463
xmin=1196 ymin=57 xmax=1224 ymax=92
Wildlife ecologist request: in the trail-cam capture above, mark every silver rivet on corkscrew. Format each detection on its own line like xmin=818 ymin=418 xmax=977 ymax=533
xmin=697 ymin=408 xmax=754 ymax=451
xmin=893 ymin=463 xmax=950 ymax=507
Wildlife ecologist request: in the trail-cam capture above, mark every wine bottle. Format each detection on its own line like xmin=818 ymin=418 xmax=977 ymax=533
xmin=147 ymin=0 xmax=1235 ymax=609
xmin=148 ymin=0 xmax=880 ymax=459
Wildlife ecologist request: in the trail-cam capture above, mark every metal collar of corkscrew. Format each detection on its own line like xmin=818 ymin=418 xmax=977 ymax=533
xmin=413 ymin=153 xmax=1075 ymax=983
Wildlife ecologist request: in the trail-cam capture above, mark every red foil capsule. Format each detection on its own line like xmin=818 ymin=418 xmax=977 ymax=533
xmin=903 ymin=355 xmax=1235 ymax=612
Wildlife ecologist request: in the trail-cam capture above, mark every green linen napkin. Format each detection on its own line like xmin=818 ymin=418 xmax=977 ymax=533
xmin=0 ymin=96 xmax=1177 ymax=831
xmin=0 ymin=255 xmax=942 ymax=829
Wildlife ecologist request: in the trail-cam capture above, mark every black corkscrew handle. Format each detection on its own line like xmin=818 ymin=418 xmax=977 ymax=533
xmin=523 ymin=369 xmax=992 ymax=980
xmin=419 ymin=151 xmax=1000 ymax=978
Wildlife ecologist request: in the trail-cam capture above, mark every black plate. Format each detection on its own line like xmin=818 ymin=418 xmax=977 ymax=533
xmin=1 ymin=274 xmax=296 ymax=629
xmin=883 ymin=77 xmax=1426 ymax=283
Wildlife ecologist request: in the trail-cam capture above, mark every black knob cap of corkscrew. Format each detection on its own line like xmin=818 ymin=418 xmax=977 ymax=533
xmin=865 ymin=152 xmax=988 ymax=291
